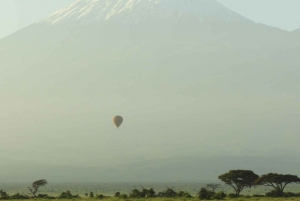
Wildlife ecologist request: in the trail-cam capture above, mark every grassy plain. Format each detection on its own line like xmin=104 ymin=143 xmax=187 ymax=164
xmin=17 ymin=198 xmax=300 ymax=201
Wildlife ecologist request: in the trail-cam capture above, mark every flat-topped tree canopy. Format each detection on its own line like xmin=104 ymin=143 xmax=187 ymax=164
xmin=254 ymin=173 xmax=300 ymax=193
xmin=218 ymin=170 xmax=259 ymax=195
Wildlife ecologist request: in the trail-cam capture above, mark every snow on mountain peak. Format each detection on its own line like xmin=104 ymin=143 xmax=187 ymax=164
xmin=40 ymin=0 xmax=250 ymax=25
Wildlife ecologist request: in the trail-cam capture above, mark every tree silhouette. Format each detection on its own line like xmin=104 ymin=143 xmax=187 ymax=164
xmin=218 ymin=170 xmax=258 ymax=195
xmin=28 ymin=179 xmax=48 ymax=197
xmin=254 ymin=173 xmax=300 ymax=194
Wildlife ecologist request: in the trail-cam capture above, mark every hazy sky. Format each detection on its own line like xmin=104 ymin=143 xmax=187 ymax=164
xmin=0 ymin=0 xmax=300 ymax=39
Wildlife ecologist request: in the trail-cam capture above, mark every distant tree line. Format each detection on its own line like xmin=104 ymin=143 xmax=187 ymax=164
xmin=0 ymin=171 xmax=300 ymax=200
xmin=218 ymin=170 xmax=300 ymax=198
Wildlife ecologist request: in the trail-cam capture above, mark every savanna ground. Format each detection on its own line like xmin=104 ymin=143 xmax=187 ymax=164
xmin=2 ymin=183 xmax=300 ymax=201
xmin=17 ymin=198 xmax=300 ymax=201
xmin=1 ymin=183 xmax=299 ymax=196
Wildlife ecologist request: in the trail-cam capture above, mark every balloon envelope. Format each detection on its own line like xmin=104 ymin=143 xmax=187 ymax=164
xmin=113 ymin=116 xmax=123 ymax=128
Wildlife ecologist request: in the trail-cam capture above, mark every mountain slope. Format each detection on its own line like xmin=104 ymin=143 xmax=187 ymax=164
xmin=293 ymin=28 xmax=300 ymax=32
xmin=0 ymin=0 xmax=299 ymax=182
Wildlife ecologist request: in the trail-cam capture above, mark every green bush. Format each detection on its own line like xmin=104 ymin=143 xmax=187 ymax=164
xmin=96 ymin=194 xmax=105 ymax=199
xmin=37 ymin=194 xmax=48 ymax=198
xmin=119 ymin=194 xmax=128 ymax=199
xmin=177 ymin=191 xmax=192 ymax=198
xmin=58 ymin=190 xmax=80 ymax=199
xmin=227 ymin=193 xmax=239 ymax=198
xmin=36 ymin=194 xmax=55 ymax=199
xmin=182 ymin=192 xmax=192 ymax=198
xmin=0 ymin=191 xmax=9 ymax=199
xmin=252 ymin=194 xmax=264 ymax=197
xmin=9 ymin=193 xmax=29 ymax=199
xmin=213 ymin=191 xmax=226 ymax=200
xmin=177 ymin=191 xmax=185 ymax=197
xmin=142 ymin=188 xmax=155 ymax=197
xmin=147 ymin=188 xmax=155 ymax=197
xmin=157 ymin=188 xmax=177 ymax=198
xmin=129 ymin=189 xmax=141 ymax=198
xmin=197 ymin=188 xmax=215 ymax=200
xmin=129 ymin=188 xmax=155 ymax=198
xmin=265 ymin=189 xmax=284 ymax=197
xmin=284 ymin=192 xmax=297 ymax=197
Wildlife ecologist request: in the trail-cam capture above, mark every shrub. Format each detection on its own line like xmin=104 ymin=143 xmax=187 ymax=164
xmin=37 ymin=194 xmax=48 ymax=198
xmin=177 ymin=191 xmax=192 ymax=198
xmin=213 ymin=191 xmax=226 ymax=200
xmin=252 ymin=194 xmax=264 ymax=197
xmin=119 ymin=194 xmax=128 ymax=199
xmin=141 ymin=188 xmax=155 ymax=197
xmin=114 ymin=192 xmax=121 ymax=197
xmin=182 ymin=192 xmax=192 ymax=198
xmin=227 ymin=193 xmax=239 ymax=198
xmin=197 ymin=188 xmax=215 ymax=200
xmin=90 ymin=192 xmax=94 ymax=198
xmin=129 ymin=188 xmax=155 ymax=198
xmin=0 ymin=191 xmax=9 ymax=199
xmin=9 ymin=193 xmax=30 ymax=199
xmin=162 ymin=188 xmax=177 ymax=197
xmin=58 ymin=191 xmax=80 ymax=199
xmin=147 ymin=188 xmax=155 ymax=197
xmin=36 ymin=194 xmax=55 ymax=199
xmin=129 ymin=189 xmax=141 ymax=198
xmin=284 ymin=192 xmax=296 ymax=197
xmin=265 ymin=189 xmax=284 ymax=197
xmin=96 ymin=194 xmax=105 ymax=199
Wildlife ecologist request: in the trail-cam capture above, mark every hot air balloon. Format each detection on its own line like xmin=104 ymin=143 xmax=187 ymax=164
xmin=113 ymin=116 xmax=123 ymax=128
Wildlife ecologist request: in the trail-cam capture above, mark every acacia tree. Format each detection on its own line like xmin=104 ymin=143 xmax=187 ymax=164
xmin=218 ymin=170 xmax=258 ymax=196
xmin=206 ymin=183 xmax=221 ymax=193
xmin=28 ymin=179 xmax=48 ymax=197
xmin=254 ymin=173 xmax=300 ymax=194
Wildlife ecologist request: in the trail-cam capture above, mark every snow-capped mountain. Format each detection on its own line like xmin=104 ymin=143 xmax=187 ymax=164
xmin=41 ymin=0 xmax=250 ymax=25
xmin=0 ymin=0 xmax=299 ymax=182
